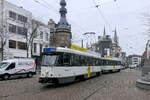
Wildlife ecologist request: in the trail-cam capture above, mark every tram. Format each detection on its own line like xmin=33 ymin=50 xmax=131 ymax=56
xmin=39 ymin=47 xmax=121 ymax=84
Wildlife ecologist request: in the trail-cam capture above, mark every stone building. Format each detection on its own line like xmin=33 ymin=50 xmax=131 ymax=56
xmin=95 ymin=27 xmax=113 ymax=57
xmin=112 ymin=28 xmax=122 ymax=57
xmin=49 ymin=0 xmax=72 ymax=48
xmin=31 ymin=19 xmax=50 ymax=58
xmin=127 ymin=55 xmax=142 ymax=68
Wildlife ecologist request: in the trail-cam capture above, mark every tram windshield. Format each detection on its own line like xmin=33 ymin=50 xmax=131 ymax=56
xmin=41 ymin=54 xmax=58 ymax=66
xmin=41 ymin=52 xmax=70 ymax=67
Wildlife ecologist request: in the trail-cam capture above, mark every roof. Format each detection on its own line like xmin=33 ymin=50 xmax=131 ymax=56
xmin=2 ymin=58 xmax=34 ymax=63
xmin=44 ymin=47 xmax=121 ymax=61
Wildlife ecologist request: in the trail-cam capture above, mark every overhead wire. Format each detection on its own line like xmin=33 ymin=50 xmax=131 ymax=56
xmin=113 ymin=0 xmax=122 ymax=27
xmin=33 ymin=0 xmax=88 ymax=45
xmin=91 ymin=0 xmax=112 ymax=31
xmin=38 ymin=0 xmax=87 ymax=32
xmin=33 ymin=0 xmax=58 ymax=14
xmin=39 ymin=0 xmax=58 ymax=12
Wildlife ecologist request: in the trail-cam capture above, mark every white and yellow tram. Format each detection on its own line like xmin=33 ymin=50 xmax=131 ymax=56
xmin=39 ymin=47 xmax=121 ymax=84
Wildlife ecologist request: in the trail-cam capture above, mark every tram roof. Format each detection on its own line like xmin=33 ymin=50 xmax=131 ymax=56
xmin=43 ymin=47 xmax=121 ymax=61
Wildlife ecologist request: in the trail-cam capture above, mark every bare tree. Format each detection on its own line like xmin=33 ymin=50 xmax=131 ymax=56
xmin=0 ymin=26 xmax=8 ymax=60
xmin=0 ymin=0 xmax=7 ymax=60
xmin=24 ymin=20 xmax=40 ymax=58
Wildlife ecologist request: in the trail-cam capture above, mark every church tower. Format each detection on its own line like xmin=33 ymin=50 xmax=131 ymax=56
xmin=113 ymin=28 xmax=119 ymax=45
xmin=50 ymin=0 xmax=72 ymax=48
xmin=103 ymin=26 xmax=106 ymax=36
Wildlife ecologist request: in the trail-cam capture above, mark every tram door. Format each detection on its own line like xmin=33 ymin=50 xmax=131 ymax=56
xmin=63 ymin=53 xmax=73 ymax=76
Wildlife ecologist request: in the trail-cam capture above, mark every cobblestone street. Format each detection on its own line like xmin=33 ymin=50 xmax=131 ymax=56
xmin=0 ymin=69 xmax=150 ymax=100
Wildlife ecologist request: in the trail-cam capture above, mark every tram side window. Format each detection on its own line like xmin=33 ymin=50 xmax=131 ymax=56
xmin=104 ymin=60 xmax=107 ymax=66
xmin=116 ymin=61 xmax=118 ymax=65
xmin=78 ymin=56 xmax=82 ymax=66
xmin=87 ymin=57 xmax=92 ymax=66
xmin=107 ymin=60 xmax=109 ymax=65
xmin=57 ymin=54 xmax=63 ymax=66
xmin=71 ymin=54 xmax=75 ymax=66
xmin=71 ymin=54 xmax=80 ymax=66
xmin=112 ymin=61 xmax=115 ymax=66
xmin=106 ymin=60 xmax=108 ymax=65
xmin=96 ymin=59 xmax=99 ymax=66
xmin=63 ymin=53 xmax=71 ymax=66
xmin=90 ymin=58 xmax=93 ymax=66
xmin=98 ymin=59 xmax=102 ymax=66
xmin=114 ymin=61 xmax=116 ymax=65
xmin=116 ymin=61 xmax=118 ymax=66
xmin=109 ymin=60 xmax=112 ymax=65
xmin=101 ymin=60 xmax=104 ymax=66
xmin=118 ymin=61 xmax=121 ymax=65
xmin=80 ymin=56 xmax=86 ymax=66
xmin=93 ymin=58 xmax=97 ymax=66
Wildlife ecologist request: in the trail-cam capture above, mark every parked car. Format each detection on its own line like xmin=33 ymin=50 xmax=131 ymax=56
xmin=0 ymin=58 xmax=36 ymax=80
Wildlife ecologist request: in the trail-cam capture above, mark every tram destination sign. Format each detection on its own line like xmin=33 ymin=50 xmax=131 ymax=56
xmin=43 ymin=48 xmax=56 ymax=53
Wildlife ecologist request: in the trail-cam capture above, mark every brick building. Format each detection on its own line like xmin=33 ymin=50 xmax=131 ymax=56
xmin=49 ymin=0 xmax=72 ymax=48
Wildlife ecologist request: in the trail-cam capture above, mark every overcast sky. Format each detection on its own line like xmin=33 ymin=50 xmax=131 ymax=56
xmin=7 ymin=0 xmax=150 ymax=55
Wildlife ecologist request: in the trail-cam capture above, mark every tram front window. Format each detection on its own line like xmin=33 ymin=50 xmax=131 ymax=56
xmin=42 ymin=55 xmax=58 ymax=66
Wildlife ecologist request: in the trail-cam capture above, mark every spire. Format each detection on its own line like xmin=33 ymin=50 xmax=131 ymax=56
xmin=114 ymin=27 xmax=118 ymax=44
xmin=103 ymin=26 xmax=106 ymax=36
xmin=58 ymin=0 xmax=69 ymax=29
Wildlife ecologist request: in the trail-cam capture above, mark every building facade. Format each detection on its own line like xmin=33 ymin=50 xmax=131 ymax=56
xmin=95 ymin=27 xmax=113 ymax=57
xmin=0 ymin=0 xmax=32 ymax=60
xmin=0 ymin=0 xmax=50 ymax=60
xmin=32 ymin=19 xmax=50 ymax=57
xmin=112 ymin=28 xmax=122 ymax=57
xmin=127 ymin=55 xmax=141 ymax=68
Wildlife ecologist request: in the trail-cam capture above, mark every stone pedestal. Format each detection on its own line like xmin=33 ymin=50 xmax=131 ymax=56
xmin=136 ymin=59 xmax=150 ymax=89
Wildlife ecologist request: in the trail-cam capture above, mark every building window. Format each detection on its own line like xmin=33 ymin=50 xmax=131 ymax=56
xmin=45 ymin=33 xmax=49 ymax=41
xmin=9 ymin=40 xmax=16 ymax=49
xmin=45 ymin=45 xmax=48 ymax=48
xmin=40 ymin=44 xmax=43 ymax=53
xmin=17 ymin=26 xmax=27 ymax=35
xmin=18 ymin=14 xmax=28 ymax=23
xmin=18 ymin=42 xmax=27 ymax=50
xmin=9 ymin=24 xmax=17 ymax=33
xmin=61 ymin=37 xmax=65 ymax=41
xmin=40 ymin=31 xmax=43 ymax=39
xmin=34 ymin=43 xmax=37 ymax=53
xmin=9 ymin=11 xmax=16 ymax=20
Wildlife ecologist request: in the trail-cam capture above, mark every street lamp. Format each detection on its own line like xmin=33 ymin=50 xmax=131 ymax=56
xmin=83 ymin=32 xmax=96 ymax=48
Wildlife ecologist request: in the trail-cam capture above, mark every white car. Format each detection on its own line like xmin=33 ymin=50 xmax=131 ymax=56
xmin=0 ymin=58 xmax=36 ymax=80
